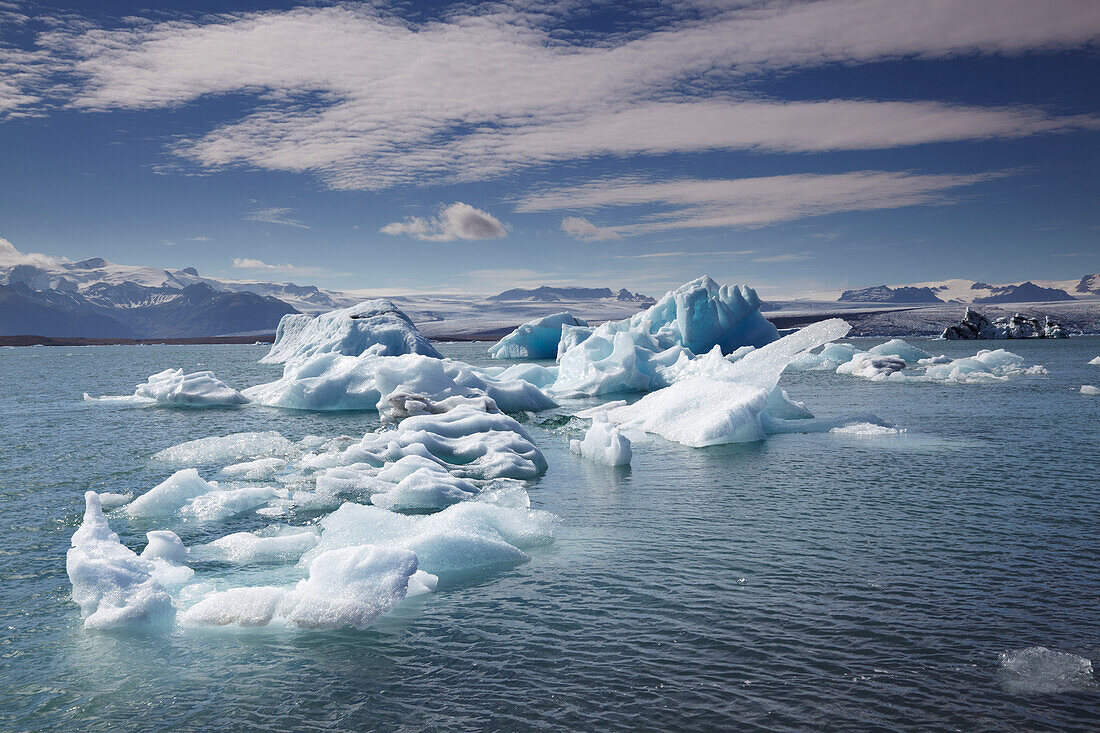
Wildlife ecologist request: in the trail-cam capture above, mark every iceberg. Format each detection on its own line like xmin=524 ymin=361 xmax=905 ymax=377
xmin=67 ymin=492 xmax=175 ymax=629
xmin=1082 ymin=385 xmax=1099 ymax=395
xmin=570 ymin=418 xmax=632 ymax=466
xmin=244 ymin=352 xmax=556 ymax=414
xmin=130 ymin=369 xmax=248 ymax=407
xmin=488 ymin=312 xmax=588 ymax=360
xmin=1089 ymin=356 xmax=1100 ymax=365
xmin=598 ymin=319 xmax=851 ymax=446
xmin=552 ymin=276 xmax=779 ymax=396
xmin=924 ymin=349 xmax=1047 ymax=383
xmin=787 ymin=342 xmax=860 ymax=371
xmin=125 ymin=469 xmax=219 ymax=517
xmin=202 ymin=526 xmax=321 ymax=564
xmin=261 ymin=299 xmax=442 ymax=364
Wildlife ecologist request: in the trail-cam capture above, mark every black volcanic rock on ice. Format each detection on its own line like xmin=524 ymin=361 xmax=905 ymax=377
xmin=941 ymin=308 xmax=1069 ymax=339
xmin=838 ymin=285 xmax=944 ymax=303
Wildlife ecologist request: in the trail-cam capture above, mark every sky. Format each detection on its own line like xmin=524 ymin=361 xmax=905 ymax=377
xmin=1 ymin=0 xmax=1099 ymax=297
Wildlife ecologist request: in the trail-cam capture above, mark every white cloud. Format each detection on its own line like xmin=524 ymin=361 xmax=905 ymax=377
xmin=561 ymin=216 xmax=620 ymax=242
xmin=12 ymin=1 xmax=1099 ymax=188
xmin=531 ymin=170 xmax=1005 ymax=238
xmin=245 ymin=206 xmax=310 ymax=229
xmin=381 ymin=202 xmax=506 ymax=242
xmin=0 ymin=236 xmax=59 ymax=267
xmin=230 ymin=256 xmax=345 ymax=278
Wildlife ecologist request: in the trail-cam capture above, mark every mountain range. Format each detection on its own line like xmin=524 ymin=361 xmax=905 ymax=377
xmin=837 ymin=277 xmax=1099 ymax=304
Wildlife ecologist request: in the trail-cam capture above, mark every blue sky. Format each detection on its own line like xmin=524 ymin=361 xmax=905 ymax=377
xmin=1 ymin=0 xmax=1098 ymax=296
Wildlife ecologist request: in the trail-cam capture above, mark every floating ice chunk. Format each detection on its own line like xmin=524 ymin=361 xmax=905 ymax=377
xmin=84 ymin=369 xmax=248 ymax=407
xmin=762 ymin=413 xmax=896 ymax=436
xmin=570 ymin=419 xmax=632 ymax=466
xmin=490 ymin=363 xmax=558 ymax=390
xmin=1082 ymin=385 xmax=1100 ymax=395
xmin=998 ymin=647 xmax=1095 ymax=694
xmin=280 ymin=544 xmax=419 ymax=630
xmin=924 ymin=349 xmax=1047 ymax=383
xmin=350 ymin=405 xmax=548 ymax=480
xmin=67 ymin=492 xmax=175 ymax=630
xmin=219 ymin=457 xmax=287 ymax=481
xmin=1089 ymin=356 xmax=1100 ymax=365
xmin=867 ymin=339 xmax=930 ymax=362
xmin=828 ymin=422 xmax=906 ymax=437
xmin=152 ymin=431 xmax=298 ymax=466
xmin=918 ymin=355 xmax=951 ymax=365
xmin=787 ymin=342 xmax=860 ymax=371
xmin=140 ymin=530 xmax=189 ymax=564
xmin=180 ymin=586 xmax=285 ymax=628
xmin=125 ymin=469 xmax=218 ymax=517
xmin=598 ymin=319 xmax=851 ymax=447
xmin=489 ymin=312 xmax=588 ymax=360
xmin=245 ymin=352 xmax=555 ymax=414
xmin=552 ymin=277 xmax=779 ymax=396
xmin=407 ymin=570 xmax=439 ymax=597
xmin=179 ymin=485 xmax=287 ymax=522
xmin=303 ymin=501 xmax=557 ymax=576
xmin=371 ymin=466 xmax=480 ymax=511
xmin=202 ymin=526 xmax=321 ymax=564
xmin=261 ymin=299 xmax=441 ymax=364
xmin=557 ymin=323 xmax=593 ymax=360
xmin=96 ymin=492 xmax=133 ymax=510
xmin=765 ymin=387 xmax=814 ymax=419
xmin=836 ymin=353 xmax=906 ymax=381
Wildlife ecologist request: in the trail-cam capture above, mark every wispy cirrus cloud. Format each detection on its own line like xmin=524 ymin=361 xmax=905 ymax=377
xmin=752 ymin=251 xmax=814 ymax=263
xmin=244 ymin=206 xmax=310 ymax=229
xmin=522 ymin=170 xmax=1006 ymax=239
xmin=381 ymin=202 xmax=506 ymax=242
xmin=2 ymin=1 xmax=1095 ymax=187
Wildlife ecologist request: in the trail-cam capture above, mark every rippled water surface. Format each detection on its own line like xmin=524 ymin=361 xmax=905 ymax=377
xmin=1 ymin=338 xmax=1098 ymax=731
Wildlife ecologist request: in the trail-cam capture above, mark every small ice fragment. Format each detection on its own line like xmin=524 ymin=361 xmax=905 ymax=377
xmin=998 ymin=647 xmax=1095 ymax=694
xmin=1081 ymin=385 xmax=1100 ymax=395
xmin=570 ymin=419 xmax=632 ymax=466
xmin=140 ymin=530 xmax=189 ymax=564
xmin=1089 ymin=356 xmax=1100 ymax=365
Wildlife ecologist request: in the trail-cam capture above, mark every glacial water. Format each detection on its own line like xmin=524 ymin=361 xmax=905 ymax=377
xmin=1 ymin=337 xmax=1098 ymax=730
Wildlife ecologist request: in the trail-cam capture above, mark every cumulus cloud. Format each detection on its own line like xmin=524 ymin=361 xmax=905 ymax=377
xmin=4 ymin=1 xmax=1096 ymax=186
xmin=381 ymin=202 xmax=507 ymax=242
xmin=244 ymin=206 xmax=310 ymax=229
xmin=0 ymin=236 xmax=59 ymax=267
xmin=532 ymin=170 xmax=1005 ymax=238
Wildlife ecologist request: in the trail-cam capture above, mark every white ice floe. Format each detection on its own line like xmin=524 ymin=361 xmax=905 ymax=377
xmin=1082 ymin=385 xmax=1100 ymax=395
xmin=125 ymin=469 xmax=220 ymax=517
xmin=866 ymin=339 xmax=931 ymax=362
xmin=124 ymin=468 xmax=287 ymax=521
xmin=180 ymin=544 xmax=422 ymax=631
xmin=84 ymin=368 xmax=248 ymax=407
xmin=301 ymin=501 xmax=557 ymax=576
xmin=836 ymin=353 xmax=907 ymax=381
xmin=219 ymin=457 xmax=287 ymax=481
xmin=787 ymin=342 xmax=860 ymax=371
xmin=96 ymin=492 xmax=133 ymax=509
xmin=924 ymin=349 xmax=1048 ymax=383
xmin=1089 ymin=356 xmax=1100 ymax=365
xmin=67 ymin=492 xmax=175 ymax=629
xmin=552 ymin=276 xmax=779 ymax=396
xmin=489 ymin=312 xmax=588 ymax=360
xmin=337 ymin=405 xmax=549 ymax=481
xmin=998 ymin=647 xmax=1095 ymax=694
xmin=152 ymin=431 xmax=299 ymax=466
xmin=570 ymin=418 xmax=632 ymax=466
xmin=829 ymin=422 xmax=906 ymax=437
xmin=201 ymin=526 xmax=320 ymax=565
xmin=261 ymin=299 xmax=442 ymax=364
xmin=244 ymin=352 xmax=555 ymax=414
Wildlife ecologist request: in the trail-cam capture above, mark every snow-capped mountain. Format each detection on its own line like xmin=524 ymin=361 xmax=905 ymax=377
xmin=832 ymin=277 xmax=1098 ymax=304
